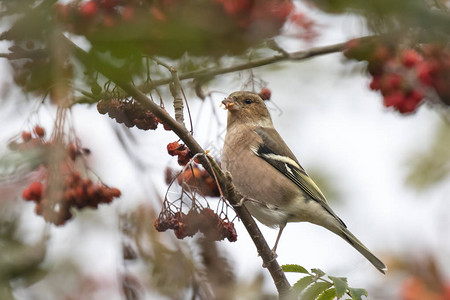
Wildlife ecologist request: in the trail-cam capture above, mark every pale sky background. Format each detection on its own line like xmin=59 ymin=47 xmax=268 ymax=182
xmin=1 ymin=4 xmax=449 ymax=300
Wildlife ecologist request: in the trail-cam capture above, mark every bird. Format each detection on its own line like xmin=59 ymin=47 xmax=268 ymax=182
xmin=221 ymin=91 xmax=386 ymax=274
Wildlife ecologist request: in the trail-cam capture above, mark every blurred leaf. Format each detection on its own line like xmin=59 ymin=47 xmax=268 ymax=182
xmin=348 ymin=287 xmax=368 ymax=300
xmin=405 ymin=122 xmax=450 ymax=191
xmin=0 ymin=148 xmax=48 ymax=176
xmin=311 ymin=268 xmax=326 ymax=278
xmin=282 ymin=264 xmax=309 ymax=274
xmin=0 ymin=206 xmax=48 ymax=297
xmin=292 ymin=275 xmax=315 ymax=294
xmin=317 ymin=288 xmax=337 ymax=300
xmin=302 ymin=281 xmax=333 ymax=300
xmin=328 ymin=276 xmax=348 ymax=298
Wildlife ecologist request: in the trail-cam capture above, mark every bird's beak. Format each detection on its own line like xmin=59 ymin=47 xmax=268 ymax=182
xmin=221 ymin=98 xmax=238 ymax=111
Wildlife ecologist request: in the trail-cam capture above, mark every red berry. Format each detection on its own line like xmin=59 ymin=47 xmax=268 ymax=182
xmin=259 ymin=88 xmax=271 ymax=100
xmin=110 ymin=187 xmax=121 ymax=197
xmin=22 ymin=131 xmax=32 ymax=142
xmin=80 ymin=1 xmax=98 ymax=18
xmin=22 ymin=188 xmax=33 ymax=201
xmin=23 ymin=181 xmax=43 ymax=202
xmin=409 ymin=89 xmax=425 ymax=102
xmin=398 ymin=97 xmax=420 ymax=113
xmin=177 ymin=149 xmax=192 ymax=166
xmin=167 ymin=142 xmax=181 ymax=156
xmin=401 ymin=49 xmax=422 ymax=68
xmin=381 ymin=73 xmax=403 ymax=92
xmin=416 ymin=62 xmax=434 ymax=86
xmin=369 ymin=76 xmax=381 ymax=90
xmin=383 ymin=92 xmax=405 ymax=107
xmin=33 ymin=126 xmax=45 ymax=138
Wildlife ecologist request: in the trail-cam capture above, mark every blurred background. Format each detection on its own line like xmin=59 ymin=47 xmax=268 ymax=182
xmin=1 ymin=0 xmax=450 ymax=299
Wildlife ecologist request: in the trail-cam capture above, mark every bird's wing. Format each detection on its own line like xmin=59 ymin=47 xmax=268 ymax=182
xmin=252 ymin=127 xmax=346 ymax=228
xmin=253 ymin=127 xmax=328 ymax=203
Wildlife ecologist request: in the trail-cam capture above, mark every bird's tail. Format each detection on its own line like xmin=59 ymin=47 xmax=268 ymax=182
xmin=333 ymin=226 xmax=387 ymax=274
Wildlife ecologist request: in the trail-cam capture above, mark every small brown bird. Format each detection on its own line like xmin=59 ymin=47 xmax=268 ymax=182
xmin=221 ymin=91 xmax=386 ymax=274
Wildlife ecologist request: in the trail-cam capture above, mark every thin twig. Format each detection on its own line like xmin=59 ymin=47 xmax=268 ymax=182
xmin=153 ymin=57 xmax=187 ymax=129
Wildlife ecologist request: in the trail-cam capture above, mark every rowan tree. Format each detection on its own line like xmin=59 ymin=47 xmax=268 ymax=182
xmin=1 ymin=0 xmax=450 ymax=299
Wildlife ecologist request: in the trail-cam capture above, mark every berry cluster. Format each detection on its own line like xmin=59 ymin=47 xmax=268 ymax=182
xmin=9 ymin=127 xmax=85 ymax=162
xmin=344 ymin=40 xmax=423 ymax=113
xmin=54 ymin=0 xmax=138 ymax=34
xmin=9 ymin=126 xmax=51 ymax=152
xmin=11 ymin=124 xmax=119 ymax=225
xmin=154 ymin=208 xmax=237 ymax=242
xmin=167 ymin=141 xmax=194 ymax=166
xmin=22 ymin=171 xmax=121 ymax=225
xmin=165 ymin=165 xmax=220 ymax=198
xmin=344 ymin=39 xmax=450 ymax=113
xmin=216 ymin=0 xmax=317 ymax=40
xmin=53 ymin=0 xmax=308 ymax=58
xmin=418 ymin=44 xmax=450 ymax=105
xmin=97 ymin=99 xmax=168 ymax=130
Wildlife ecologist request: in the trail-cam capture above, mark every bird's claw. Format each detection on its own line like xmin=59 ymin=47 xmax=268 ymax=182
xmin=232 ymin=197 xmax=247 ymax=207
xmin=261 ymin=250 xmax=278 ymax=268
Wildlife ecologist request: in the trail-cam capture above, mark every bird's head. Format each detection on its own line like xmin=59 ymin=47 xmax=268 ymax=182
xmin=222 ymin=91 xmax=273 ymax=128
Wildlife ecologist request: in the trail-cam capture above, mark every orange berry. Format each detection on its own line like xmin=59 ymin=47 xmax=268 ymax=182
xmin=22 ymin=188 xmax=33 ymax=201
xmin=167 ymin=141 xmax=182 ymax=156
xmin=401 ymin=49 xmax=422 ymax=68
xmin=22 ymin=131 xmax=32 ymax=142
xmin=109 ymin=187 xmax=121 ymax=197
xmin=29 ymin=181 xmax=43 ymax=201
xmin=33 ymin=126 xmax=45 ymax=138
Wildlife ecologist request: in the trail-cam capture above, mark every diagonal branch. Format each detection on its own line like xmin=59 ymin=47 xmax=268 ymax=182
xmin=63 ymin=36 xmax=295 ymax=299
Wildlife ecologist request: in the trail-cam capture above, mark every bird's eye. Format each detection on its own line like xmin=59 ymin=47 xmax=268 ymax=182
xmin=244 ymin=98 xmax=253 ymax=104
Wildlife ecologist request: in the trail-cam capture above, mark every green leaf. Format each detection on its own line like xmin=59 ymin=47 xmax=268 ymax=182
xmin=317 ymin=288 xmax=337 ymax=300
xmin=348 ymin=287 xmax=368 ymax=300
xmin=328 ymin=276 xmax=348 ymax=298
xmin=293 ymin=276 xmax=315 ymax=294
xmin=282 ymin=264 xmax=309 ymax=274
xmin=311 ymin=268 xmax=326 ymax=278
xmin=302 ymin=281 xmax=333 ymax=300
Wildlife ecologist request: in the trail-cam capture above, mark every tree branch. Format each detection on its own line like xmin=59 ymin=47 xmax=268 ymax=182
xmin=141 ymin=40 xmax=349 ymax=92
xmin=63 ymin=36 xmax=294 ymax=299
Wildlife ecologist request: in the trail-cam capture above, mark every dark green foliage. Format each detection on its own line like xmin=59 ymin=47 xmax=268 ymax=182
xmin=282 ymin=264 xmax=368 ymax=300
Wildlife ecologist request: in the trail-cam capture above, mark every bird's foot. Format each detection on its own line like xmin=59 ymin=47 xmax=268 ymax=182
xmin=262 ymin=250 xmax=278 ymax=268
xmin=232 ymin=196 xmax=247 ymax=207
